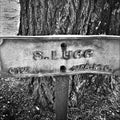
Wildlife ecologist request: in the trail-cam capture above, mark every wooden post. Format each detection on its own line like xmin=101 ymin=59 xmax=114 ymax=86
xmin=55 ymin=66 xmax=69 ymax=120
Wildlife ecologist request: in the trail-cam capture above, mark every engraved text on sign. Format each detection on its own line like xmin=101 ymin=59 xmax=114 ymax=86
xmin=32 ymin=49 xmax=94 ymax=60
xmin=0 ymin=37 xmax=119 ymax=77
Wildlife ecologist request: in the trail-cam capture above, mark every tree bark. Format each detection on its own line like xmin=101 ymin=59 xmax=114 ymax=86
xmin=16 ymin=0 xmax=120 ymax=119
xmin=18 ymin=0 xmax=120 ymax=35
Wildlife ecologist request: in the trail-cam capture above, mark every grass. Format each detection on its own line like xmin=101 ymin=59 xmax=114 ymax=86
xmin=0 ymin=74 xmax=120 ymax=120
xmin=0 ymin=76 xmax=55 ymax=120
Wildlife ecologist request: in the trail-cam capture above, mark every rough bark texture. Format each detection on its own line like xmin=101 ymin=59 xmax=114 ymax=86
xmin=15 ymin=0 xmax=120 ymax=120
xmin=68 ymin=74 xmax=120 ymax=120
xmin=18 ymin=0 xmax=120 ymax=35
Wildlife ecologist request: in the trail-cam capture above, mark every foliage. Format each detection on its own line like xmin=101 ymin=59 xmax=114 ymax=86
xmin=68 ymin=74 xmax=120 ymax=120
xmin=0 ymin=77 xmax=55 ymax=120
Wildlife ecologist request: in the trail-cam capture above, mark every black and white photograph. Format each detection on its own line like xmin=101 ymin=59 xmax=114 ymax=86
xmin=0 ymin=0 xmax=120 ymax=120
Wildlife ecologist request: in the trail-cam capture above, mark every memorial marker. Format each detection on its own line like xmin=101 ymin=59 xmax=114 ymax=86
xmin=0 ymin=36 xmax=120 ymax=120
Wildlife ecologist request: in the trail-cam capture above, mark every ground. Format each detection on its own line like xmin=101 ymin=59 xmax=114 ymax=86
xmin=0 ymin=74 xmax=120 ymax=120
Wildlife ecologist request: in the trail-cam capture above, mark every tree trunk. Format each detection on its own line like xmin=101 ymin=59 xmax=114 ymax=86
xmin=18 ymin=0 xmax=120 ymax=35
xmin=17 ymin=0 xmax=120 ymax=120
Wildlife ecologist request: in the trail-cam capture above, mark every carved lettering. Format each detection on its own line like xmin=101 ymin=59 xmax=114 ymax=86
xmin=51 ymin=51 xmax=58 ymax=60
xmin=8 ymin=67 xmax=18 ymax=75
xmin=62 ymin=50 xmax=72 ymax=60
xmin=33 ymin=51 xmax=44 ymax=60
xmin=103 ymin=65 xmax=112 ymax=72
xmin=73 ymin=50 xmax=83 ymax=59
xmin=84 ymin=49 xmax=94 ymax=58
xmin=96 ymin=64 xmax=103 ymax=71
xmin=69 ymin=63 xmax=112 ymax=73
xmin=8 ymin=67 xmax=30 ymax=75
xmin=33 ymin=49 xmax=94 ymax=60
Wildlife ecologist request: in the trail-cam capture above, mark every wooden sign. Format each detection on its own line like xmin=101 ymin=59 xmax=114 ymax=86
xmin=0 ymin=36 xmax=120 ymax=120
xmin=0 ymin=36 xmax=120 ymax=77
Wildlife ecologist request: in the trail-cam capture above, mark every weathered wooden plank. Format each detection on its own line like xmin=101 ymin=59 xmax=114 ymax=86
xmin=0 ymin=36 xmax=120 ymax=78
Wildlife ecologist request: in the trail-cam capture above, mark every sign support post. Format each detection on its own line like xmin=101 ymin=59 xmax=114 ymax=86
xmin=55 ymin=66 xmax=69 ymax=120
